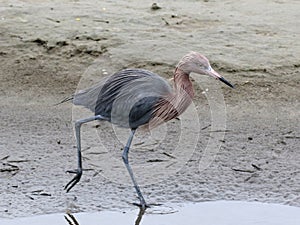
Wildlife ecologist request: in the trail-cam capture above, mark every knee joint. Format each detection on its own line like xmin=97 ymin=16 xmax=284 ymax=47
xmin=75 ymin=120 xmax=82 ymax=129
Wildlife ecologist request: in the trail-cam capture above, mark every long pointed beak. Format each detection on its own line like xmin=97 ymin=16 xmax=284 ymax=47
xmin=219 ymin=77 xmax=234 ymax=88
xmin=208 ymin=68 xmax=234 ymax=88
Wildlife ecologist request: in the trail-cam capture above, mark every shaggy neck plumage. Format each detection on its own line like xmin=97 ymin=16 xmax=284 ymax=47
xmin=174 ymin=68 xmax=195 ymax=99
xmin=149 ymin=68 xmax=195 ymax=128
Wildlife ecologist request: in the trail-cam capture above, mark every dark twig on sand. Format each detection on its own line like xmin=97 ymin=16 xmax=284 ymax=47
xmin=251 ymin=164 xmax=262 ymax=170
xmin=231 ymin=168 xmax=255 ymax=173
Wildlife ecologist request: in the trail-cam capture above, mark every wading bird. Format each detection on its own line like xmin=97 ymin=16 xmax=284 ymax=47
xmin=63 ymin=52 xmax=234 ymax=210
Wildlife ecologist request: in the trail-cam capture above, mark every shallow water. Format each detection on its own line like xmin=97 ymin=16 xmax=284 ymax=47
xmin=1 ymin=201 xmax=300 ymax=225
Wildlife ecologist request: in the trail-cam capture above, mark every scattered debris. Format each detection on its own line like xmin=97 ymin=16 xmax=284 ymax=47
xmin=151 ymin=3 xmax=161 ymax=10
xmin=134 ymin=141 xmax=145 ymax=146
xmin=244 ymin=173 xmax=259 ymax=182
xmin=162 ymin=152 xmax=176 ymax=159
xmin=252 ymin=164 xmax=262 ymax=170
xmin=40 ymin=192 xmax=52 ymax=196
xmin=201 ymin=124 xmax=211 ymax=130
xmin=0 ymin=162 xmax=19 ymax=175
xmin=161 ymin=17 xmax=169 ymax=25
xmin=147 ymin=159 xmax=166 ymax=163
xmin=30 ymin=189 xmax=51 ymax=197
xmin=93 ymin=19 xmax=109 ymax=23
xmin=31 ymin=38 xmax=47 ymax=47
xmin=7 ymin=159 xmax=30 ymax=163
xmin=25 ymin=195 xmax=35 ymax=200
xmin=46 ymin=17 xmax=60 ymax=23
xmin=285 ymin=135 xmax=300 ymax=139
xmin=231 ymin=168 xmax=255 ymax=173
xmin=210 ymin=129 xmax=231 ymax=133
xmin=1 ymin=155 xmax=9 ymax=160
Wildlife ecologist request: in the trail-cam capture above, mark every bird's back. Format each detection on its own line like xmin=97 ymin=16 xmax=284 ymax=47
xmin=73 ymin=69 xmax=172 ymax=128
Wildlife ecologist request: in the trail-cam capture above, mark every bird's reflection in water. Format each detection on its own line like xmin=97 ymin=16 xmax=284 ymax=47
xmin=134 ymin=207 xmax=146 ymax=225
xmin=64 ymin=207 xmax=146 ymax=225
xmin=65 ymin=213 xmax=79 ymax=225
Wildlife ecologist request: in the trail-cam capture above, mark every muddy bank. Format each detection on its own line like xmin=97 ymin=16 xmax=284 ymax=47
xmin=0 ymin=0 xmax=299 ymax=218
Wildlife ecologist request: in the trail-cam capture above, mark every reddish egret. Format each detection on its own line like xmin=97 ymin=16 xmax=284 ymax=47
xmin=63 ymin=52 xmax=234 ymax=209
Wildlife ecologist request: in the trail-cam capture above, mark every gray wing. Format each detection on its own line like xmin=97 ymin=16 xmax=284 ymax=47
xmin=73 ymin=68 xmax=172 ymax=128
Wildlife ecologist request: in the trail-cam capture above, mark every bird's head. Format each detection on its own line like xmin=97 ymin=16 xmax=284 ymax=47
xmin=176 ymin=51 xmax=234 ymax=88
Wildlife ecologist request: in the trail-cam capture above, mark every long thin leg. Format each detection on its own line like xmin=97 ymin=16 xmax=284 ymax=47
xmin=122 ymin=129 xmax=147 ymax=209
xmin=65 ymin=115 xmax=104 ymax=192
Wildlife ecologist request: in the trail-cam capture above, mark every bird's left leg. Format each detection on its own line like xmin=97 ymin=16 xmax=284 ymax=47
xmin=65 ymin=115 xmax=104 ymax=192
xmin=122 ymin=129 xmax=148 ymax=210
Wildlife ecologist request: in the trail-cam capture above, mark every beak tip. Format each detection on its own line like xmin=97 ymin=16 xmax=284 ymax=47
xmin=219 ymin=77 xmax=234 ymax=89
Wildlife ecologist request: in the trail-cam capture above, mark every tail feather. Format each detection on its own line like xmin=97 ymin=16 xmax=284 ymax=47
xmin=55 ymin=80 xmax=106 ymax=112
xmin=53 ymin=94 xmax=74 ymax=106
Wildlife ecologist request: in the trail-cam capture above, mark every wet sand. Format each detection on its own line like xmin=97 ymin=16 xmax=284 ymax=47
xmin=1 ymin=0 xmax=300 ymax=219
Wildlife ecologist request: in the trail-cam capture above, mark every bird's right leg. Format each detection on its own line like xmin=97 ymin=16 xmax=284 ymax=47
xmin=122 ymin=129 xmax=148 ymax=210
xmin=65 ymin=115 xmax=104 ymax=193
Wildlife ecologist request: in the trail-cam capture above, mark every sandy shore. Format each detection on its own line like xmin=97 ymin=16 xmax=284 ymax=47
xmin=0 ymin=0 xmax=299 ymax=218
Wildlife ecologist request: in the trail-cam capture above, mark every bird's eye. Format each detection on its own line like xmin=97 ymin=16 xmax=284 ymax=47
xmin=197 ymin=62 xmax=206 ymax=70
xmin=207 ymin=66 xmax=212 ymax=71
